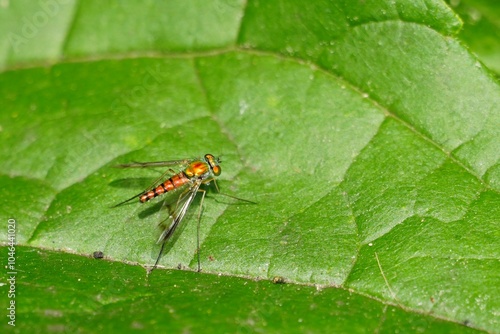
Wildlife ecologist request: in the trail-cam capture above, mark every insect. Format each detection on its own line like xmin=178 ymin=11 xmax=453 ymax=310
xmin=113 ymin=153 xmax=252 ymax=272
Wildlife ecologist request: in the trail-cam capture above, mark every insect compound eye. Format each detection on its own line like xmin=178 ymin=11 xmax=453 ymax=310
xmin=212 ymin=165 xmax=221 ymax=176
xmin=205 ymin=154 xmax=214 ymax=161
xmin=205 ymin=154 xmax=221 ymax=176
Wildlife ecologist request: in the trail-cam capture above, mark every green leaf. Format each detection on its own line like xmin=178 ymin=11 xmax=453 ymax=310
xmin=1 ymin=0 xmax=499 ymax=333
xmin=447 ymin=0 xmax=500 ymax=76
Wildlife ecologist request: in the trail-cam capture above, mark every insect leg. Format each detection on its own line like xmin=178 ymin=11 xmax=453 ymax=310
xmin=195 ymin=188 xmax=207 ymax=272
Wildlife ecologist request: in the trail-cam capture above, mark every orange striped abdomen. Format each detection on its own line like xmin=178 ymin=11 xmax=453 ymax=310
xmin=140 ymin=172 xmax=190 ymax=203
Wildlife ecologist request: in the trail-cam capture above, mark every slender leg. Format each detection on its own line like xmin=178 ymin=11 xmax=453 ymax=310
xmin=151 ymin=241 xmax=167 ymax=273
xmin=196 ymin=189 xmax=206 ymax=272
xmin=151 ymin=187 xmax=193 ymax=272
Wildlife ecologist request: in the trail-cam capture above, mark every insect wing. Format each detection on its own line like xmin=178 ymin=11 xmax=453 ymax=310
xmin=112 ymin=161 xmax=191 ymax=207
xmin=114 ymin=158 xmax=192 ymax=169
xmin=157 ymin=180 xmax=202 ymax=244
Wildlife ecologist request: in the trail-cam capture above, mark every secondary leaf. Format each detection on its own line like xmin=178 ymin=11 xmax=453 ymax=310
xmin=2 ymin=246 xmax=482 ymax=333
xmin=448 ymin=0 xmax=500 ymax=75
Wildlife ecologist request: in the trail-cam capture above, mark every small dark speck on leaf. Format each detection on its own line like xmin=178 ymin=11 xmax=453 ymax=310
xmin=272 ymin=276 xmax=286 ymax=284
xmin=93 ymin=251 xmax=104 ymax=259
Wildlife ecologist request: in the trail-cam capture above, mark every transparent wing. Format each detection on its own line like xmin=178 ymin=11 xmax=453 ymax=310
xmin=157 ymin=179 xmax=201 ymax=244
xmin=112 ymin=156 xmax=196 ymax=207
xmin=152 ymin=180 xmax=202 ymax=269
xmin=112 ymin=167 xmax=180 ymax=207
xmin=114 ymin=158 xmax=192 ymax=169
